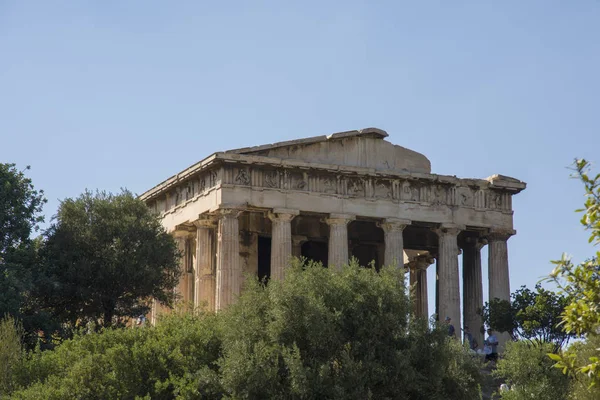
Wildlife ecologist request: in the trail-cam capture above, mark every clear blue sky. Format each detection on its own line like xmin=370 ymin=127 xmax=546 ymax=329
xmin=2 ymin=1 xmax=599 ymax=319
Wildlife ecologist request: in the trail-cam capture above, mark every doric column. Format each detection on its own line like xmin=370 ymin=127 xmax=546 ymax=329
xmin=292 ymin=235 xmax=308 ymax=258
xmin=379 ymin=218 xmax=411 ymax=267
xmin=409 ymin=254 xmax=434 ymax=317
xmin=173 ymin=229 xmax=194 ymax=305
xmin=324 ymin=214 xmax=355 ymax=269
xmin=434 ymin=224 xmax=463 ymax=329
xmin=193 ymin=215 xmax=217 ymax=312
xmin=215 ymin=208 xmax=242 ymax=311
xmin=488 ymin=229 xmax=514 ymax=350
xmin=268 ymin=209 xmax=299 ymax=281
xmin=462 ymin=237 xmax=486 ymax=349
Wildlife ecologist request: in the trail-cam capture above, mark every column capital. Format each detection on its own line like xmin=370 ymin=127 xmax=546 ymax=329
xmin=292 ymin=235 xmax=308 ymax=246
xmin=378 ymin=218 xmax=411 ymax=232
xmin=172 ymin=228 xmax=194 ymax=239
xmin=487 ymin=228 xmax=515 ymax=242
xmin=433 ymin=223 xmax=465 ymax=237
xmin=409 ymin=254 xmax=435 ymax=271
xmin=268 ymin=208 xmax=299 ymax=222
xmin=323 ymin=213 xmax=355 ymax=226
xmin=214 ymin=207 xmax=243 ymax=220
xmin=464 ymin=236 xmax=488 ymax=250
xmin=193 ymin=214 xmax=218 ymax=228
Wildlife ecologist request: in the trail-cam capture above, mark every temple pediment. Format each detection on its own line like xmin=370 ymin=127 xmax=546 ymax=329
xmin=226 ymin=128 xmax=431 ymax=174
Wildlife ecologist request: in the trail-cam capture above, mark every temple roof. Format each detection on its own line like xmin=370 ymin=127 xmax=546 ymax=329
xmin=224 ymin=127 xmax=432 ymax=174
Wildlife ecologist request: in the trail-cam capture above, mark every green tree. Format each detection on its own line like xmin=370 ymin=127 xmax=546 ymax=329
xmin=494 ymin=341 xmax=570 ymax=400
xmin=0 ymin=314 xmax=24 ymax=396
xmin=6 ymin=260 xmax=483 ymax=399
xmin=547 ymin=159 xmax=600 ymax=387
xmin=37 ymin=190 xmax=180 ymax=330
xmin=481 ymin=285 xmax=573 ymax=350
xmin=0 ymin=164 xmax=48 ymax=346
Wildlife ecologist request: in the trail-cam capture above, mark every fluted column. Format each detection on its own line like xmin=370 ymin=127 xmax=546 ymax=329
xmin=215 ymin=208 xmax=242 ymax=311
xmin=409 ymin=254 xmax=433 ymax=317
xmin=434 ymin=224 xmax=463 ymax=328
xmin=173 ymin=230 xmax=193 ymax=305
xmin=462 ymin=237 xmax=486 ymax=349
xmin=269 ymin=209 xmax=299 ymax=281
xmin=193 ymin=215 xmax=217 ymax=312
xmin=324 ymin=214 xmax=355 ymax=269
xmin=488 ymin=229 xmax=514 ymax=350
xmin=379 ymin=218 xmax=411 ymax=267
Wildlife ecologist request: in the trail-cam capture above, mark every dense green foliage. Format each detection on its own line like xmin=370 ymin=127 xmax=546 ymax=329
xmin=493 ymin=341 xmax=569 ymax=400
xmin=0 ymin=315 xmax=24 ymax=395
xmin=3 ymin=260 xmax=483 ymax=399
xmin=36 ymin=190 xmax=181 ymax=331
xmin=547 ymin=159 xmax=600 ymax=387
xmin=0 ymin=164 xmax=49 ymax=346
xmin=481 ymin=285 xmax=573 ymax=350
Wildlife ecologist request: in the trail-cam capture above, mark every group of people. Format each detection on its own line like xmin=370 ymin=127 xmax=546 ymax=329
xmin=444 ymin=316 xmax=499 ymax=362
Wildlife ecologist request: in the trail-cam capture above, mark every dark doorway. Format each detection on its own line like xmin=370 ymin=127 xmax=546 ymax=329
xmin=301 ymin=241 xmax=328 ymax=267
xmin=351 ymin=244 xmax=380 ymax=270
xmin=257 ymin=236 xmax=271 ymax=283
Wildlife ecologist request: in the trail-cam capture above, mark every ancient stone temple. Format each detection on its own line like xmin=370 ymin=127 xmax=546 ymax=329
xmin=141 ymin=128 xmax=525 ymax=348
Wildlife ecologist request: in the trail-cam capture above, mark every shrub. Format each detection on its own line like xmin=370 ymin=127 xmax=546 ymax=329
xmin=493 ymin=341 xmax=569 ymax=400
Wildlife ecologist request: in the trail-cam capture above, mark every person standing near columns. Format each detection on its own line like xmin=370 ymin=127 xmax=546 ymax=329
xmin=379 ymin=218 xmax=411 ymax=268
xmin=488 ymin=228 xmax=515 ymax=351
xmin=434 ymin=224 xmax=464 ymax=330
xmin=268 ymin=209 xmax=299 ymax=281
xmin=193 ymin=215 xmax=217 ymax=312
xmin=462 ymin=237 xmax=486 ymax=351
xmin=215 ymin=207 xmax=242 ymax=311
xmin=324 ymin=214 xmax=355 ymax=269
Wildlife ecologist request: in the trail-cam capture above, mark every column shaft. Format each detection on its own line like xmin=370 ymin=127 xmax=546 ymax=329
xmin=215 ymin=209 xmax=242 ymax=311
xmin=463 ymin=238 xmax=485 ymax=348
xmin=488 ymin=229 xmax=514 ymax=350
xmin=173 ymin=231 xmax=193 ymax=304
xmin=325 ymin=214 xmax=354 ymax=269
xmin=379 ymin=218 xmax=411 ymax=267
xmin=435 ymin=225 xmax=463 ymax=329
xmin=269 ymin=209 xmax=299 ymax=281
xmin=409 ymin=255 xmax=432 ymax=318
xmin=194 ymin=216 xmax=217 ymax=311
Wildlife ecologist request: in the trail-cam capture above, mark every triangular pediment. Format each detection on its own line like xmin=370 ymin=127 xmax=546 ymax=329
xmin=225 ymin=128 xmax=431 ymax=174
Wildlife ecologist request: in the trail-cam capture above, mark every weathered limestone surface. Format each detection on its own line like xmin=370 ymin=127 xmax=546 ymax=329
xmin=227 ymin=128 xmax=432 ymax=174
xmin=325 ymin=214 xmax=354 ymax=269
xmin=269 ymin=209 xmax=299 ymax=281
xmin=379 ymin=218 xmax=411 ymax=267
xmin=488 ymin=229 xmax=514 ymax=350
xmin=435 ymin=225 xmax=463 ymax=330
xmin=409 ymin=255 xmax=433 ymax=317
xmin=193 ymin=216 xmax=217 ymax=311
xmin=215 ymin=208 xmax=242 ymax=311
xmin=463 ymin=238 xmax=486 ymax=349
xmin=141 ymin=127 xmax=526 ymax=355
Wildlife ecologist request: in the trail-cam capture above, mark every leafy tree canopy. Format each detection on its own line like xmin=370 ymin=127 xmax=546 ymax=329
xmin=481 ymin=284 xmax=574 ymax=350
xmin=5 ymin=260 xmax=483 ymax=399
xmin=37 ymin=189 xmax=180 ymax=331
xmin=0 ymin=164 xmax=47 ymax=342
xmin=547 ymin=159 xmax=600 ymax=387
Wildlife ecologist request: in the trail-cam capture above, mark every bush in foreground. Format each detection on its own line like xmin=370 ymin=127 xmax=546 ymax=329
xmin=6 ymin=260 xmax=482 ymax=399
